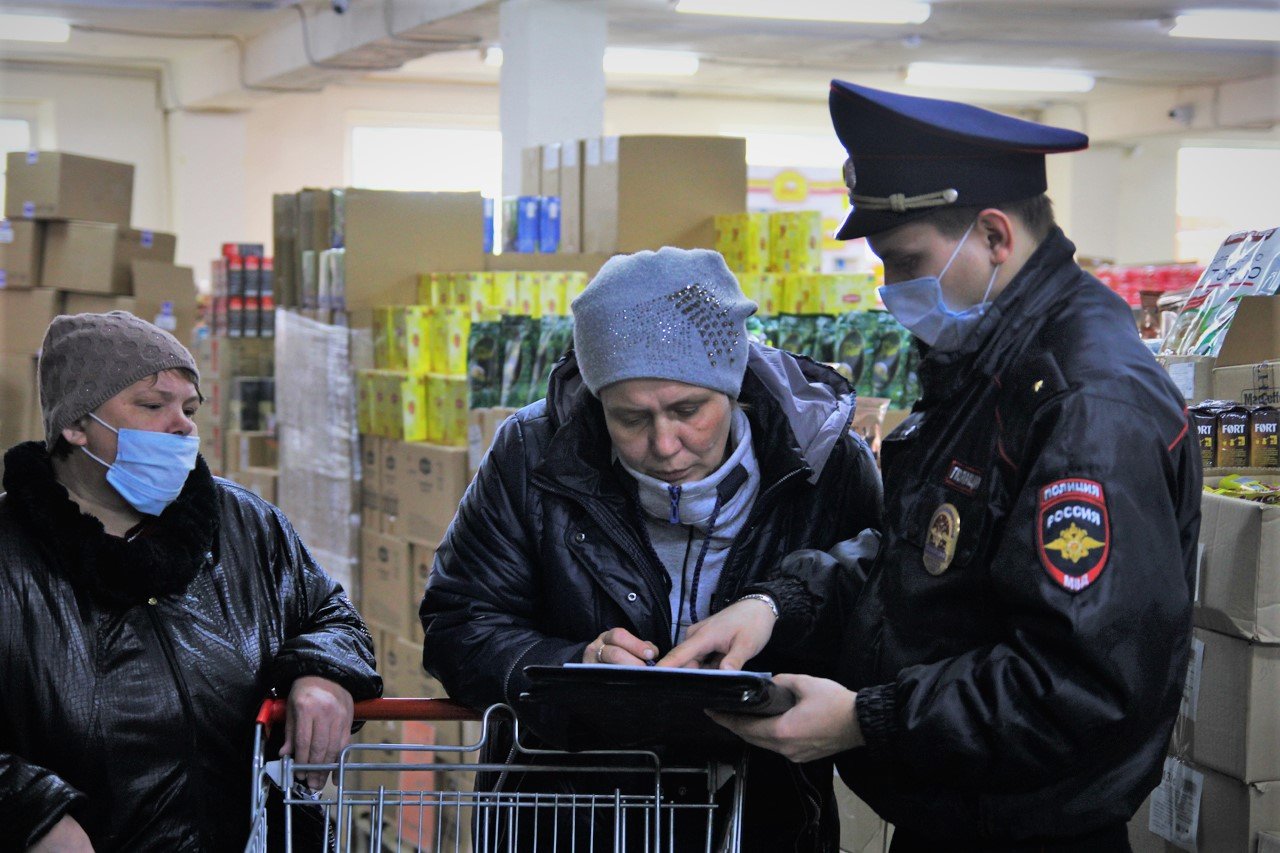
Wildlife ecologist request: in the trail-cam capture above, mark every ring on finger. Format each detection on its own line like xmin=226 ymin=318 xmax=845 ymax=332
xmin=596 ymin=643 xmax=606 ymax=663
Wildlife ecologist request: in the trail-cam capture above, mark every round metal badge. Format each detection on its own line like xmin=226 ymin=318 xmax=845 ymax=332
xmin=923 ymin=503 xmax=961 ymax=576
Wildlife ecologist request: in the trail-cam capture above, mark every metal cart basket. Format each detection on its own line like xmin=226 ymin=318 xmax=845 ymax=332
xmin=246 ymin=697 xmax=748 ymax=852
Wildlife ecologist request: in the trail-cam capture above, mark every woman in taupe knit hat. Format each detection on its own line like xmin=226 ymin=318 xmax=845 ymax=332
xmin=0 ymin=311 xmax=381 ymax=851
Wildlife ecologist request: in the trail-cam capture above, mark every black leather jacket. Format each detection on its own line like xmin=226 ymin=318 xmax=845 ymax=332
xmin=421 ymin=345 xmax=883 ymax=852
xmin=770 ymin=228 xmax=1201 ymax=844
xmin=0 ymin=442 xmax=381 ymax=851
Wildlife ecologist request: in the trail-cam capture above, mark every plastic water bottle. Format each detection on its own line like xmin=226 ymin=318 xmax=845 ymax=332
xmin=154 ymin=300 xmax=177 ymax=333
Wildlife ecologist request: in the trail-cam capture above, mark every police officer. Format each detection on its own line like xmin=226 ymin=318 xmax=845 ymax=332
xmin=660 ymin=81 xmax=1202 ymax=851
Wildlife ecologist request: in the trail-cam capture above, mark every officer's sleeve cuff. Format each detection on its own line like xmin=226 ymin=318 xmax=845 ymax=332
xmin=855 ymin=682 xmax=900 ymax=757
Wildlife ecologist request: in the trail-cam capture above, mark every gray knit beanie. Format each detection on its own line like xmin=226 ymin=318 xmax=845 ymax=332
xmin=39 ymin=311 xmax=200 ymax=450
xmin=571 ymin=248 xmax=757 ymax=397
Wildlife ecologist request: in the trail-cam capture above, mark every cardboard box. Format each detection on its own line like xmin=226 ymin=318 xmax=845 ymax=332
xmin=1196 ymin=488 xmax=1280 ymax=642
xmin=409 ymin=539 xmax=438 ymax=600
xmin=386 ymin=638 xmax=443 ymax=695
xmin=0 ymin=219 xmax=43 ymax=289
xmin=360 ymin=530 xmax=413 ymax=636
xmin=1147 ymin=757 xmax=1280 ymax=853
xmin=396 ymin=442 xmax=469 ymax=546
xmin=361 ymin=435 xmax=383 ymax=533
xmin=1161 ymin=355 xmax=1215 ymax=405
xmin=0 ymin=352 xmax=41 ymax=453
xmin=62 ymin=294 xmax=136 ymax=316
xmin=131 ymin=261 xmax=198 ymax=345
xmin=380 ymin=439 xmax=404 ymax=533
xmin=0 ymin=288 xmax=61 ymax=355
xmin=520 ymin=147 xmax=541 ymax=196
xmin=227 ymin=430 xmax=278 ymax=472
xmin=1126 ymin=793 xmax=1165 ymax=853
xmin=113 ymin=229 xmax=177 ymax=293
xmin=582 ymin=135 xmax=746 ymax=255
xmin=559 ymin=140 xmax=584 ymax=254
xmin=40 ymin=221 xmax=119 ymax=294
xmin=540 ymin=143 xmax=561 ymax=201
xmin=1177 ymin=627 xmax=1280 ymax=783
xmin=483 ymin=251 xmax=612 ymax=277
xmin=5 ymin=151 xmax=133 ymax=225
xmin=238 ymin=466 xmax=278 ymax=504
xmin=834 ymin=778 xmax=892 ymax=853
xmin=1215 ymin=362 xmax=1280 ymax=409
xmin=342 ymin=190 xmax=484 ymax=308
xmin=1261 ymin=831 xmax=1280 ymax=853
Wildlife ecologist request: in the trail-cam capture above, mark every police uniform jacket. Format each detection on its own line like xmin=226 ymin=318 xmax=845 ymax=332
xmin=759 ymin=227 xmax=1201 ymax=842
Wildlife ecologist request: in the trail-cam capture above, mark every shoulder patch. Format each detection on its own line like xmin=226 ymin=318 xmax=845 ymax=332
xmin=1037 ymin=478 xmax=1110 ymax=593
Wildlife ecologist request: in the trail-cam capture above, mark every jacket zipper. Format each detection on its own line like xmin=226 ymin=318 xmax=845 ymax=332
xmin=713 ymin=466 xmax=808 ymax=611
xmin=144 ymin=604 xmax=210 ymax=850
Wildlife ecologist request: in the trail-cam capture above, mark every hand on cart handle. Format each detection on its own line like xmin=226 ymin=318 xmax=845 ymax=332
xmin=255 ymin=695 xmax=484 ymax=727
xmin=585 ymin=627 xmax=659 ymax=666
xmin=25 ymin=814 xmax=94 ymax=853
xmin=278 ymin=676 xmax=354 ymax=791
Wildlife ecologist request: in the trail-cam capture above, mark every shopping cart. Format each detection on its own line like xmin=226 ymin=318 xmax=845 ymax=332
xmin=246 ymin=697 xmax=748 ymax=852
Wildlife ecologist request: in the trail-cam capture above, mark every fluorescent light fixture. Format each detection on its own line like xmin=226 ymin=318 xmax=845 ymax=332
xmin=675 ymin=0 xmax=930 ymax=25
xmin=603 ymin=47 xmax=699 ymax=76
xmin=0 ymin=13 xmax=71 ymax=43
xmin=1169 ymin=9 xmax=1280 ymax=41
xmin=905 ymin=62 xmax=1095 ymax=93
xmin=483 ymin=46 xmax=700 ymax=77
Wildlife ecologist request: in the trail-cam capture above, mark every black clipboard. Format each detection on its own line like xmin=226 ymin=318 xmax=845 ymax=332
xmin=520 ymin=664 xmax=795 ymax=753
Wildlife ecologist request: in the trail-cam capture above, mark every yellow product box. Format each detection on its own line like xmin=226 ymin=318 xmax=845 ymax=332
xmin=491 ymin=272 xmax=518 ymax=316
xmin=516 ymin=272 xmax=542 ymax=318
xmin=390 ymin=307 xmax=415 ymax=372
xmin=429 ymin=307 xmax=471 ymax=377
xmin=402 ymin=306 xmax=434 ymax=374
xmin=416 ymin=272 xmax=453 ymax=307
xmin=371 ymin=371 xmax=393 ymax=439
xmin=714 ymin=214 xmax=744 ymax=271
xmin=539 ymin=272 xmax=570 ymax=317
xmin=429 ymin=375 xmax=471 ymax=448
xmin=460 ymin=272 xmax=495 ymax=321
xmin=769 ymin=211 xmax=823 ymax=274
xmin=822 ymin=273 xmax=880 ymax=314
xmin=760 ymin=274 xmax=783 ymax=316
xmin=716 ymin=212 xmax=769 ymax=274
xmin=782 ymin=274 xmax=820 ymax=315
xmin=391 ymin=372 xmax=430 ymax=443
xmin=372 ymin=307 xmax=397 ymax=370
xmin=564 ymin=272 xmax=590 ymax=307
xmin=356 ymin=370 xmax=376 ymax=435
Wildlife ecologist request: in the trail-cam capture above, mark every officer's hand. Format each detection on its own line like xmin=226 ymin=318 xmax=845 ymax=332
xmin=280 ymin=675 xmax=356 ymax=791
xmin=585 ymin=627 xmax=658 ymax=665
xmin=708 ymin=674 xmax=863 ymax=763
xmin=27 ymin=814 xmax=95 ymax=852
xmin=658 ymin=597 xmax=777 ymax=671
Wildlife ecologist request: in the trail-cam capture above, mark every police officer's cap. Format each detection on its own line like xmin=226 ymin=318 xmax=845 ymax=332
xmin=830 ymin=80 xmax=1089 ymax=240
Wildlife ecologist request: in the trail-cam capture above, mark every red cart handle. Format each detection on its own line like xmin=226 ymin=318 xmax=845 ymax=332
xmin=255 ymin=697 xmax=482 ymax=729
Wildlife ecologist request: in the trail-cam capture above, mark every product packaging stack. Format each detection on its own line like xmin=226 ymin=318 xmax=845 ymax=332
xmin=1129 ymin=227 xmax=1280 ymax=851
xmin=0 ymin=151 xmax=197 ymax=468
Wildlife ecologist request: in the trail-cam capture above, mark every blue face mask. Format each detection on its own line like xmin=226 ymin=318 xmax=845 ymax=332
xmin=878 ymin=220 xmax=1001 ymax=352
xmin=82 ymin=413 xmax=200 ymax=516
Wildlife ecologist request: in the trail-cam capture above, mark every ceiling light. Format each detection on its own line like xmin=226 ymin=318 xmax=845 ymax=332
xmin=675 ymin=0 xmax=930 ymax=25
xmin=1169 ymin=9 xmax=1280 ymax=41
xmin=603 ymin=47 xmax=699 ymax=76
xmin=0 ymin=13 xmax=71 ymax=43
xmin=905 ymin=62 xmax=1095 ymax=93
xmin=482 ymin=46 xmax=699 ymax=77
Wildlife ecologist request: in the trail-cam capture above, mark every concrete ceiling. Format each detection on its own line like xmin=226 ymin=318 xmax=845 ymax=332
xmin=0 ymin=0 xmax=1276 ymax=111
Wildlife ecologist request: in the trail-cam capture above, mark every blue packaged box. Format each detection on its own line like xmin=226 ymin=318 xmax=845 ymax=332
xmin=483 ymin=197 xmax=495 ymax=254
xmin=538 ymin=196 xmax=561 ymax=254
xmin=504 ymin=195 xmax=540 ymax=254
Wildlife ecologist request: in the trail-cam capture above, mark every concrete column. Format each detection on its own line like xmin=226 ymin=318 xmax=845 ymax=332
xmin=498 ymin=0 xmax=606 ymax=198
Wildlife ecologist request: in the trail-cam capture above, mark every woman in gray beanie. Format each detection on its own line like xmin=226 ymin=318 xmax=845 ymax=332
xmin=0 ymin=311 xmax=381 ymax=851
xmin=422 ymin=247 xmax=883 ymax=850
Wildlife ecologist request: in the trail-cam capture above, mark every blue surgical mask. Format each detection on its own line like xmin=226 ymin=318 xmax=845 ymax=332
xmin=878 ymin=220 xmax=1001 ymax=352
xmin=82 ymin=413 xmax=200 ymax=516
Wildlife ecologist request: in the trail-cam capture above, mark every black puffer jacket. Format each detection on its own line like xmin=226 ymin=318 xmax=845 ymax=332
xmin=0 ymin=442 xmax=382 ymax=851
xmin=766 ymin=229 xmax=1200 ymax=845
xmin=421 ymin=344 xmax=883 ymax=852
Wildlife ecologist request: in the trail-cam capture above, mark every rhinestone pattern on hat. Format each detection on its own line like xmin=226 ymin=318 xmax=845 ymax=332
xmin=609 ymin=282 xmax=743 ymax=372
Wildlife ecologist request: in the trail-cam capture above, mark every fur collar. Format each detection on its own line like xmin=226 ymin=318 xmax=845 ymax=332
xmin=1 ymin=441 xmax=219 ymax=606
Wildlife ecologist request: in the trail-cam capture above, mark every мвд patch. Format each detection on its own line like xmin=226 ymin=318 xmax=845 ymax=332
xmin=1037 ymin=478 xmax=1109 ymax=592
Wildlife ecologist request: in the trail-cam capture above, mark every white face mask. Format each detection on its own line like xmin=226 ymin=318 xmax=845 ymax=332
xmin=877 ymin=219 xmax=1002 ymax=352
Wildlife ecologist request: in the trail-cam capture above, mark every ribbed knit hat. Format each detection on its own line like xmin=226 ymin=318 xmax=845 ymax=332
xmin=39 ymin=311 xmax=200 ymax=450
xmin=571 ymin=248 xmax=757 ymax=397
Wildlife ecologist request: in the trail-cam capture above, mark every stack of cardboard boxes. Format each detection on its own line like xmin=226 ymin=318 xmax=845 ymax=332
xmin=0 ymin=151 xmax=197 ymax=463
xmin=1132 ymin=297 xmax=1280 ymax=851
xmin=191 ymin=331 xmax=275 ymax=482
